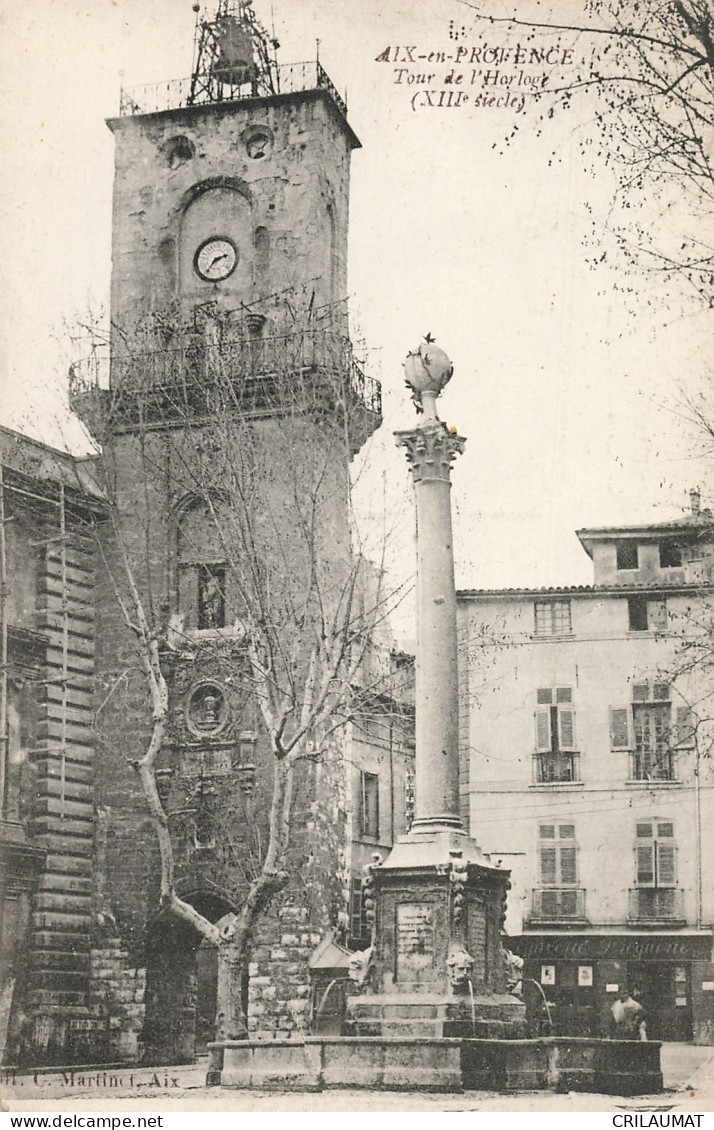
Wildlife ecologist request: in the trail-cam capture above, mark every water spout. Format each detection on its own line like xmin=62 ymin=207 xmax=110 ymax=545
xmin=311 ymin=978 xmax=344 ymax=1033
xmin=466 ymin=978 xmax=477 ymax=1039
xmin=521 ymin=977 xmax=554 ymax=1034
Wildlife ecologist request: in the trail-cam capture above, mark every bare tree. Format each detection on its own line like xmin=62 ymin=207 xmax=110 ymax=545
xmin=71 ymin=300 xmax=407 ymax=1045
xmin=461 ymin=0 xmax=714 ymax=309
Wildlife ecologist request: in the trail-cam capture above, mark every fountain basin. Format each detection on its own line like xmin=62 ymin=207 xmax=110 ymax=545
xmin=209 ymin=1035 xmax=662 ymax=1094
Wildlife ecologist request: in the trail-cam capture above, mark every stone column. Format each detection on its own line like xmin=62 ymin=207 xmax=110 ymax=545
xmin=396 ymin=419 xmax=465 ymax=833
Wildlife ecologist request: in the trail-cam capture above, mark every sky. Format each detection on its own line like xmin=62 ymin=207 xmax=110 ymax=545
xmin=0 ymin=0 xmax=711 ymax=600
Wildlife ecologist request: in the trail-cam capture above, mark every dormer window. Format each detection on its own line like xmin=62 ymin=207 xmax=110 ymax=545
xmin=659 ymin=542 xmax=682 ymax=568
xmin=616 ymin=542 xmax=639 ymax=570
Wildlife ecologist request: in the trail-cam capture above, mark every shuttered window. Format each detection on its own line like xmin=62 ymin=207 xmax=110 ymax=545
xmin=360 ymin=771 xmax=380 ymax=839
xmin=635 ymin=821 xmax=676 ymax=888
xmin=610 ymin=683 xmax=690 ymax=780
xmin=627 ymin=596 xmax=668 ymax=632
xmin=539 ymin=823 xmax=577 ymax=886
xmin=534 ymin=688 xmax=578 ymax=781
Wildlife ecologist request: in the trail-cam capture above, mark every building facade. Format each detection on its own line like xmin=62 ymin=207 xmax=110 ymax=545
xmin=458 ymin=498 xmax=714 ymax=1043
xmin=0 ymin=428 xmax=105 ymax=1065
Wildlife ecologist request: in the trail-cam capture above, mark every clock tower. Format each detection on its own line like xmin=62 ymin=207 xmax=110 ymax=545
xmin=70 ymin=0 xmax=384 ymax=1062
xmin=107 ymin=2 xmax=360 ymax=332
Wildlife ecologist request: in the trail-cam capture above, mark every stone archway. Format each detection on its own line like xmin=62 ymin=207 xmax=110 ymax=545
xmin=142 ymin=892 xmax=237 ymax=1065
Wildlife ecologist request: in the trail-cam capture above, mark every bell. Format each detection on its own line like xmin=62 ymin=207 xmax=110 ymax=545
xmin=213 ymin=16 xmax=255 ymax=85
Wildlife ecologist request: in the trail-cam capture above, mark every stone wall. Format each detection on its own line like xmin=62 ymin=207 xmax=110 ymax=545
xmin=88 ymin=936 xmax=146 ymax=1062
xmin=108 ymin=93 xmax=355 ymax=326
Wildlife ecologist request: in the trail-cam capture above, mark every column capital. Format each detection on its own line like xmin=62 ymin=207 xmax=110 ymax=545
xmin=395 ymin=421 xmax=466 ymax=484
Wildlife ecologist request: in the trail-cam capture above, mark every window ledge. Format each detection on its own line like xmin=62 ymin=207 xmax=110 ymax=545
xmin=625 ymin=778 xmax=683 ymax=787
xmin=626 ymin=919 xmax=687 ymax=929
xmin=529 ymin=781 xmax=584 ymax=790
xmin=526 ymin=917 xmax=589 ymax=928
xmin=531 ymin=633 xmax=575 ymax=641
xmin=626 ymin=630 xmax=672 ymax=638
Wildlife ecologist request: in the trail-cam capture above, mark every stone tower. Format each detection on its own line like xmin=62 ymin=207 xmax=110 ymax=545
xmin=67 ymin=1 xmax=382 ymax=1064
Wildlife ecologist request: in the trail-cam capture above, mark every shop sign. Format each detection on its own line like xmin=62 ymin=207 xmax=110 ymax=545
xmin=512 ymin=934 xmax=713 ymax=962
xmin=540 ymin=965 xmax=555 ymax=985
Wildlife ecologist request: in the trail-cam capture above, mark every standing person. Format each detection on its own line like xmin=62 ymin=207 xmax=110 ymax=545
xmin=610 ymin=985 xmax=647 ymax=1040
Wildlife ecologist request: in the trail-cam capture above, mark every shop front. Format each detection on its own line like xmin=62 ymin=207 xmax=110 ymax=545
xmin=511 ymin=932 xmax=714 ymax=1043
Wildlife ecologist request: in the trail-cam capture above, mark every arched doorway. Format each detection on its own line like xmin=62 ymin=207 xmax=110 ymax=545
xmin=142 ymin=892 xmax=241 ymax=1064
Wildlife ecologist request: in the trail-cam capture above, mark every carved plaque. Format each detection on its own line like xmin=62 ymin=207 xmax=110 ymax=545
xmin=396 ymin=902 xmax=435 ymax=980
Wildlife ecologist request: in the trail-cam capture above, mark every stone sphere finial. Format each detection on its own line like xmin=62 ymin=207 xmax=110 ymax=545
xmin=404 ymin=336 xmax=453 ymax=417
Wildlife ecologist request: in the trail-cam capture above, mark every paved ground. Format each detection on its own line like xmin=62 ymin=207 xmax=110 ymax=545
xmin=1 ymin=1043 xmax=713 ymax=1113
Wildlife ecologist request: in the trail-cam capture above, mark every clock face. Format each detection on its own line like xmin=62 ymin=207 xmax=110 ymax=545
xmin=246 ymin=132 xmax=271 ymax=160
xmin=194 ymin=237 xmax=238 ymax=282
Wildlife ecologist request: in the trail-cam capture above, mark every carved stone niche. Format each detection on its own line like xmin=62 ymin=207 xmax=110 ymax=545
xmin=185 ymin=680 xmax=229 ymax=739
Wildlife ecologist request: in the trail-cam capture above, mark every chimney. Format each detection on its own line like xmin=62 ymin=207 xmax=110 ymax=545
xmin=690 ymin=488 xmax=701 ymax=515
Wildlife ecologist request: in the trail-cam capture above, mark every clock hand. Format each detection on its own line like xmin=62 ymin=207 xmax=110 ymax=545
xmin=209 ymin=253 xmax=228 ymax=268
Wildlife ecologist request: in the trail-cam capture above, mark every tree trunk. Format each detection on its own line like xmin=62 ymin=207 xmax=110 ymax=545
xmin=215 ymin=935 xmax=248 ymax=1042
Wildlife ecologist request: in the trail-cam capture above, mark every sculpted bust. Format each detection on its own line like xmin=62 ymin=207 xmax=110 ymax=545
xmin=447 ymin=945 xmax=474 ymax=990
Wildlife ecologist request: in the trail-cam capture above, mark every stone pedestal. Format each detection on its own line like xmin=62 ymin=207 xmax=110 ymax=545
xmin=346 ymin=385 xmax=525 ymax=1041
xmin=346 ymin=827 xmax=525 ymax=1039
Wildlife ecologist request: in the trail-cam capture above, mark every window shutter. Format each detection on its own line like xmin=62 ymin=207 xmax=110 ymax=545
xmin=360 ymin=772 xmax=367 ymax=836
xmin=610 ymin=707 xmax=631 ymax=750
xmin=360 ymin=772 xmax=380 ymax=839
xmin=371 ymin=779 xmax=380 ymax=840
xmin=539 ymin=846 xmax=557 ymax=886
xmin=675 ymin=706 xmax=695 ymax=748
xmin=657 ymin=844 xmax=676 ymax=887
xmin=636 ymin=843 xmax=655 ymax=886
xmin=649 ymin=600 xmax=668 ymax=630
xmin=559 ymin=845 xmax=577 ymax=885
xmin=558 ymin=707 xmax=576 ymax=751
xmin=536 ymin=707 xmax=552 ymax=752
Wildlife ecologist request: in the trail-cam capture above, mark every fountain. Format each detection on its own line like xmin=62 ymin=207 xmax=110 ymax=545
xmin=211 ymin=342 xmax=663 ymax=1094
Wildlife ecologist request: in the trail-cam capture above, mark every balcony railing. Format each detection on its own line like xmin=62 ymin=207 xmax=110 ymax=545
xmin=533 ymin=752 xmax=580 ymax=784
xmin=119 ymin=60 xmax=347 ymax=119
xmin=529 ymin=888 xmax=587 ymax=923
xmin=628 ymin=888 xmax=685 ymax=924
xmin=68 ymin=329 xmax=381 ymax=450
xmin=629 ymin=750 xmax=676 ymax=782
